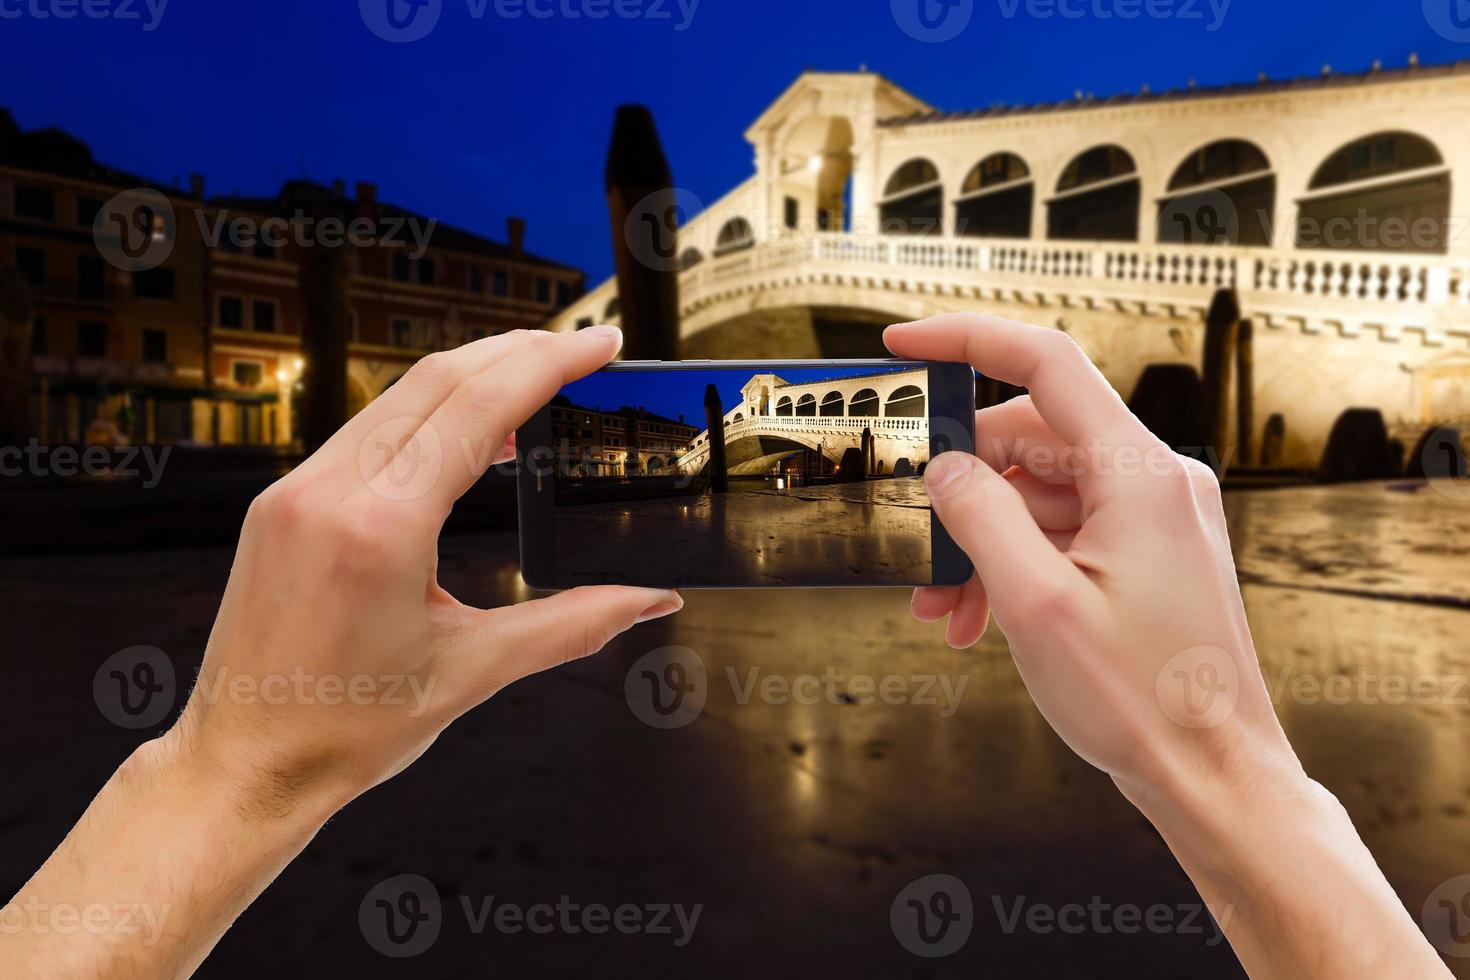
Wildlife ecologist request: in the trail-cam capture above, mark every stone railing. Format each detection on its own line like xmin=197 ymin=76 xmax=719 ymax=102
xmin=550 ymin=231 xmax=1470 ymax=344
xmin=678 ymin=413 xmax=928 ymax=468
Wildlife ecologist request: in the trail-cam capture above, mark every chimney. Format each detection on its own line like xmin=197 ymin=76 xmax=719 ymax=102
xmin=189 ymin=174 xmax=205 ymax=199
xmin=355 ymin=181 xmax=378 ymax=220
xmin=507 ymin=216 xmax=526 ymax=257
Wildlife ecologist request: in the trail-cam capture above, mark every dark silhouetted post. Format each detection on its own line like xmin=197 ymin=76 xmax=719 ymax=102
xmin=298 ymin=196 xmax=353 ymax=451
xmin=703 ymin=384 xmax=728 ymax=493
xmin=0 ymin=267 xmax=34 ymax=445
xmin=605 ymin=105 xmax=680 ymax=360
xmin=1201 ymin=288 xmax=1241 ymax=475
xmin=1235 ymin=317 xmax=1255 ymax=467
xmin=862 ymin=426 xmax=874 ymax=476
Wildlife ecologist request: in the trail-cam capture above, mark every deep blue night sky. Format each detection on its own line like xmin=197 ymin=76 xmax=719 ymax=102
xmin=561 ymin=364 xmax=917 ymax=423
xmin=1 ymin=0 xmax=1460 ymax=280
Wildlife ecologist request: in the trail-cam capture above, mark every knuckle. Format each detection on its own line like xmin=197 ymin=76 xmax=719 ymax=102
xmin=249 ymin=480 xmax=315 ymax=528
xmin=458 ymin=370 xmax=512 ymax=415
xmin=407 ymin=350 xmax=455 ymax=389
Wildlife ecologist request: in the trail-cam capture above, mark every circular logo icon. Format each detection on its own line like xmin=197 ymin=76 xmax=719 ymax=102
xmin=1420 ymin=425 xmax=1470 ymax=501
xmin=93 ymin=645 xmax=176 ymax=730
xmin=360 ymin=874 xmax=442 ymax=958
xmin=93 ymin=189 xmax=175 ymax=272
xmin=891 ymin=874 xmax=973 ymax=957
xmin=1424 ymin=0 xmax=1470 ymax=42
xmin=1156 ymin=645 xmax=1239 ymax=729
xmin=624 ymin=646 xmax=707 ymax=729
xmin=891 ymin=0 xmax=973 ymax=42
xmin=357 ymin=415 xmax=444 ymax=501
xmin=359 ymin=0 xmax=442 ymax=42
xmin=623 ymin=187 xmax=705 ymax=273
xmin=1423 ymin=874 xmax=1470 ymax=958
xmin=1158 ymin=188 xmax=1240 ymax=246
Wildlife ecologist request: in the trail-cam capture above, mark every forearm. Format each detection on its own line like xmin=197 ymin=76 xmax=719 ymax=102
xmin=1 ymin=730 xmax=334 ymax=979
xmin=1118 ymin=759 xmax=1451 ymax=980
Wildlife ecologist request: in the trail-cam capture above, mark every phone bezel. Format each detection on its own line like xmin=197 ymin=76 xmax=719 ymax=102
xmin=516 ymin=358 xmax=976 ymax=590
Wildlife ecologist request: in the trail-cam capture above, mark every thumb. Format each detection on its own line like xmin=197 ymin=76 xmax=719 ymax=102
xmin=449 ymin=586 xmax=682 ymax=704
xmin=925 ymin=451 xmax=1081 ymax=628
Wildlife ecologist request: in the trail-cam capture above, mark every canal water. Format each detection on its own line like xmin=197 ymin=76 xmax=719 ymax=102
xmin=1 ymin=481 xmax=1466 ymax=976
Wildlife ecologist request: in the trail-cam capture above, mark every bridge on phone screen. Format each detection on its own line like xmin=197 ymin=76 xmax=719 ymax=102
xmin=674 ymin=368 xmax=931 ymax=477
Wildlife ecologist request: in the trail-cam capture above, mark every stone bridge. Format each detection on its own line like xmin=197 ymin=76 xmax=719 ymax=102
xmin=675 ymin=368 xmax=929 ymax=476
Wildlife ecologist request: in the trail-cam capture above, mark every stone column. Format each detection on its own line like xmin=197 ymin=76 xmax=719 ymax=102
xmin=605 ymin=105 xmax=680 ymax=360
xmin=1235 ymin=318 xmax=1255 ymax=467
xmin=703 ymin=385 xmax=728 ymax=493
xmin=1200 ymin=289 xmax=1241 ymax=475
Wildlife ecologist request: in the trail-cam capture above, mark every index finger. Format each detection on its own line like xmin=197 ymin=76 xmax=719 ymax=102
xmin=884 ymin=314 xmax=1154 ymax=453
xmin=367 ymin=326 xmax=623 ymax=516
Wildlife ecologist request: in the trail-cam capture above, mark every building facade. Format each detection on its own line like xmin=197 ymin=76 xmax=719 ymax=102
xmin=549 ymin=61 xmax=1470 ymax=469
xmin=549 ymin=395 xmax=698 ymax=476
xmin=0 ymin=111 xmax=584 ymax=448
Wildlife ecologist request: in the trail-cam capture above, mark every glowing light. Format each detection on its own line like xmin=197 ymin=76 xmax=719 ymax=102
xmin=276 ymin=368 xmax=289 ymax=382
xmin=808 ymin=155 xmax=822 ymax=173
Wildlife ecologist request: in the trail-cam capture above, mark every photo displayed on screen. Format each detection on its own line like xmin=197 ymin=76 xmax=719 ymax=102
xmin=548 ymin=365 xmax=934 ymax=586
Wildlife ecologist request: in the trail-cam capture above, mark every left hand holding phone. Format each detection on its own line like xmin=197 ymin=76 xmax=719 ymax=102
xmin=1 ymin=325 xmax=682 ymax=980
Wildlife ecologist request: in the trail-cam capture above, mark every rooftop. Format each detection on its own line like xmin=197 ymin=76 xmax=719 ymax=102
xmin=878 ymin=57 xmax=1470 ymax=127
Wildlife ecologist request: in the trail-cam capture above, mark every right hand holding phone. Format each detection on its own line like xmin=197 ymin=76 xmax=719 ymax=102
xmin=885 ymin=314 xmax=1302 ymax=807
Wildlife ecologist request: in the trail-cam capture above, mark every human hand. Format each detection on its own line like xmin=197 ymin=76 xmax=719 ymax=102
xmin=888 ymin=313 xmax=1292 ymax=802
xmin=167 ymin=326 xmax=682 ymax=818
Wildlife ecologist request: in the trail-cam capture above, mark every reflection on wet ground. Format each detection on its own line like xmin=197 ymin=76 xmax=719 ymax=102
xmin=554 ymin=477 xmax=931 ymax=586
xmin=1 ymin=482 xmax=1467 ymax=977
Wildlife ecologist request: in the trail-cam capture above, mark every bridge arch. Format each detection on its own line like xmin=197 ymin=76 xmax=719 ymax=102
xmin=880 ymin=158 xmax=943 ymax=236
xmin=795 ymin=393 xmax=816 ymax=416
xmin=956 ymin=152 xmax=1032 ymax=239
xmin=849 ymin=388 xmax=879 ymax=417
xmin=886 ymin=384 xmax=925 ymax=417
xmin=1298 ymin=131 xmax=1448 ymax=253
xmin=714 ymin=217 xmax=755 ymax=257
xmin=819 ymin=391 xmax=844 ymax=416
xmin=1161 ymin=139 xmax=1275 ymax=246
xmin=775 ymin=395 xmax=793 ymax=416
xmin=1048 ymin=144 xmax=1140 ymax=242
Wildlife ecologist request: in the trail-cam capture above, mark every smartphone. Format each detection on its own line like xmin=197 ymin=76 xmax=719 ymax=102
xmin=516 ymin=358 xmax=976 ymax=589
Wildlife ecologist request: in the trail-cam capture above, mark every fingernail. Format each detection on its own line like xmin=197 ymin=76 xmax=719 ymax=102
xmin=636 ymin=591 xmax=683 ymax=624
xmin=925 ymin=452 xmax=972 ymax=499
xmin=582 ymin=324 xmax=622 ymax=346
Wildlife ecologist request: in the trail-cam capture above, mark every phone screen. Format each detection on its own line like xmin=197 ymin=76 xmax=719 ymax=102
xmin=527 ymin=362 xmax=962 ymax=588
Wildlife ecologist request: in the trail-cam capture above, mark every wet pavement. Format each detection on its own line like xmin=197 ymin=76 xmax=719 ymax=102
xmin=1 ymin=482 xmax=1468 ymax=977
xmin=553 ymin=477 xmax=932 ymax=587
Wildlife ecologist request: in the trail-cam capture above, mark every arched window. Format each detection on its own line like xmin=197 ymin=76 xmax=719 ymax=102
xmin=819 ymin=391 xmax=844 ymax=416
xmin=646 ymin=456 xmax=663 ymax=471
xmin=714 ymin=217 xmax=754 ymax=257
xmin=849 ymin=388 xmax=879 ymax=417
xmin=678 ymin=247 xmax=704 ymax=271
xmin=1159 ymin=140 xmax=1274 ymax=246
xmin=885 ymin=385 xmax=925 ymax=418
xmin=733 ymin=412 xmax=744 ymax=423
xmin=775 ymin=395 xmax=793 ymax=416
xmin=955 ymin=152 xmax=1032 ymax=239
xmin=604 ymin=296 xmax=620 ymax=319
xmin=1048 ymin=145 xmax=1140 ymax=242
xmin=1298 ymin=132 xmax=1448 ymax=253
xmin=795 ymin=393 xmax=817 ymax=416
xmin=880 ymin=158 xmax=942 ymax=236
